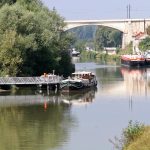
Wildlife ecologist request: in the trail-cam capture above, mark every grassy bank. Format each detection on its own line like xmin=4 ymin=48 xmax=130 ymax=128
xmin=81 ymin=46 xmax=133 ymax=63
xmin=81 ymin=50 xmax=120 ymax=63
xmin=111 ymin=121 xmax=150 ymax=150
xmin=124 ymin=126 xmax=150 ymax=150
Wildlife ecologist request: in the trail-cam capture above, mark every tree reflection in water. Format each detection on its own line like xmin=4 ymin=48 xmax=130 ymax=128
xmin=0 ymin=91 xmax=74 ymax=150
xmin=0 ymin=87 xmax=97 ymax=150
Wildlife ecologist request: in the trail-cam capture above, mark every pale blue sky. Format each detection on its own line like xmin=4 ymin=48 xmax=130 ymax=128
xmin=41 ymin=0 xmax=150 ymax=20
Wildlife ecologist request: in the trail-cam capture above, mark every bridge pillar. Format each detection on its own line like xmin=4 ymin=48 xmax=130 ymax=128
xmin=122 ymin=32 xmax=133 ymax=49
xmin=122 ymin=20 xmax=133 ymax=49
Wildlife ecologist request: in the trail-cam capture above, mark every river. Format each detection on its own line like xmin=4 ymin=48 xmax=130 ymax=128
xmin=0 ymin=57 xmax=150 ymax=150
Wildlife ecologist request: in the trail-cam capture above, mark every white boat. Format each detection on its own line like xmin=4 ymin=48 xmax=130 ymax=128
xmin=60 ymin=71 xmax=97 ymax=91
xmin=72 ymin=49 xmax=80 ymax=57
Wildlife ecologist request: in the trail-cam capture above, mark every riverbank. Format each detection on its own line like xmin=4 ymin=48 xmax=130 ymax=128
xmin=124 ymin=126 xmax=150 ymax=150
xmin=80 ymin=46 xmax=133 ymax=63
xmin=113 ymin=121 xmax=150 ymax=150
xmin=81 ymin=50 xmax=120 ymax=63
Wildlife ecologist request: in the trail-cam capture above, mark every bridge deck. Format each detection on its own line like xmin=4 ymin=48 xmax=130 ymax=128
xmin=0 ymin=75 xmax=61 ymax=85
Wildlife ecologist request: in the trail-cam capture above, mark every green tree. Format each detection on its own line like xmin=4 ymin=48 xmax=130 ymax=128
xmin=0 ymin=30 xmax=22 ymax=76
xmin=0 ymin=1 xmax=75 ymax=76
xmin=68 ymin=25 xmax=96 ymax=52
xmin=109 ymin=30 xmax=122 ymax=47
xmin=139 ymin=37 xmax=150 ymax=52
xmin=0 ymin=0 xmax=16 ymax=7
xmin=94 ymin=26 xmax=122 ymax=51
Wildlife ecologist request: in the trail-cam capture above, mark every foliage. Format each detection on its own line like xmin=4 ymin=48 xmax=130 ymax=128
xmin=94 ymin=26 xmax=104 ymax=51
xmin=139 ymin=37 xmax=150 ymax=52
xmin=0 ymin=0 xmax=16 ymax=7
xmin=118 ymin=42 xmax=132 ymax=55
xmin=0 ymin=30 xmax=22 ymax=76
xmin=57 ymin=50 xmax=75 ymax=77
xmin=74 ymin=40 xmax=86 ymax=52
xmin=81 ymin=50 xmax=97 ymax=58
xmin=123 ymin=120 xmax=145 ymax=147
xmin=68 ymin=25 xmax=96 ymax=52
xmin=69 ymin=25 xmax=96 ymax=41
xmin=94 ymin=26 xmax=122 ymax=51
xmin=67 ymin=25 xmax=122 ymax=54
xmin=0 ymin=0 xmax=75 ymax=76
xmin=109 ymin=121 xmax=145 ymax=150
xmin=123 ymin=126 xmax=150 ymax=150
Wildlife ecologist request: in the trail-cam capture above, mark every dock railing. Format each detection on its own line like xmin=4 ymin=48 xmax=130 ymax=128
xmin=0 ymin=75 xmax=62 ymax=85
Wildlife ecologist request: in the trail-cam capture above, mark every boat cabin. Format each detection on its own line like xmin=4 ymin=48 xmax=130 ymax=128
xmin=71 ymin=71 xmax=95 ymax=80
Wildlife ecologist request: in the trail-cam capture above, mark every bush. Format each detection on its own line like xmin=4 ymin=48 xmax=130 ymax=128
xmin=123 ymin=120 xmax=145 ymax=147
xmin=109 ymin=120 xmax=145 ymax=150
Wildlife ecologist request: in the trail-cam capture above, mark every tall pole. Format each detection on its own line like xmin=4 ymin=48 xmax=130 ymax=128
xmin=127 ymin=5 xmax=129 ymax=19
xmin=127 ymin=4 xmax=131 ymax=19
xmin=128 ymin=4 xmax=131 ymax=19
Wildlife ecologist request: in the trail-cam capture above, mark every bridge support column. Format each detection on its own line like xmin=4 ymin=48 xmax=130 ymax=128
xmin=122 ymin=32 xmax=133 ymax=49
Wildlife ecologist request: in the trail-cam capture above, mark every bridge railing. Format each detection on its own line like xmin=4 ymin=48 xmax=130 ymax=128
xmin=0 ymin=75 xmax=62 ymax=85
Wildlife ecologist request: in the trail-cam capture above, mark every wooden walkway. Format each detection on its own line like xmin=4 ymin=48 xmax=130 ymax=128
xmin=0 ymin=75 xmax=61 ymax=85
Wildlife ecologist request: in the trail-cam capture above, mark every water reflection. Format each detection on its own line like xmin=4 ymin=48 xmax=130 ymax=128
xmin=0 ymin=87 xmax=97 ymax=150
xmin=0 ymin=88 xmax=97 ymax=108
xmin=0 ymin=89 xmax=78 ymax=150
xmin=0 ymin=103 xmax=76 ymax=150
xmin=71 ymin=56 xmax=80 ymax=64
xmin=120 ymin=67 xmax=150 ymax=96
xmin=61 ymin=88 xmax=97 ymax=106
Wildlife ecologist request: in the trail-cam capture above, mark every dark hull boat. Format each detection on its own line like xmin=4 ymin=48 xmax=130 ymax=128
xmin=144 ymin=50 xmax=150 ymax=66
xmin=145 ymin=58 xmax=150 ymax=66
xmin=60 ymin=71 xmax=97 ymax=92
xmin=121 ymin=55 xmax=145 ymax=67
xmin=60 ymin=78 xmax=84 ymax=91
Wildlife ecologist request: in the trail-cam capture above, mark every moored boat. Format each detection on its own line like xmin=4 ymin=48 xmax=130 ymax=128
xmin=72 ymin=49 xmax=80 ymax=57
xmin=144 ymin=50 xmax=150 ymax=66
xmin=60 ymin=71 xmax=97 ymax=91
xmin=121 ymin=54 xmax=145 ymax=67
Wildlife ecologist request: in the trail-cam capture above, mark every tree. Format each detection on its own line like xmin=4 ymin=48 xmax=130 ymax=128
xmin=94 ymin=26 xmax=122 ymax=51
xmin=0 ymin=0 xmax=75 ymax=76
xmin=0 ymin=0 xmax=16 ymax=7
xmin=139 ymin=37 xmax=150 ymax=52
xmin=0 ymin=30 xmax=22 ymax=76
xmin=94 ymin=26 xmax=107 ymax=51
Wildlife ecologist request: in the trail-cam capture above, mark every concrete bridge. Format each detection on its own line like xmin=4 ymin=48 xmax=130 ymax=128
xmin=64 ymin=19 xmax=150 ymax=48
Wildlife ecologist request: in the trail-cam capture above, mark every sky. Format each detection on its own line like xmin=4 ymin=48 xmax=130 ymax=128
xmin=41 ymin=0 xmax=150 ymax=20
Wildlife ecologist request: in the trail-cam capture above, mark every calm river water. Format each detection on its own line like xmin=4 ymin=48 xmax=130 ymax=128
xmin=0 ymin=57 xmax=150 ymax=150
